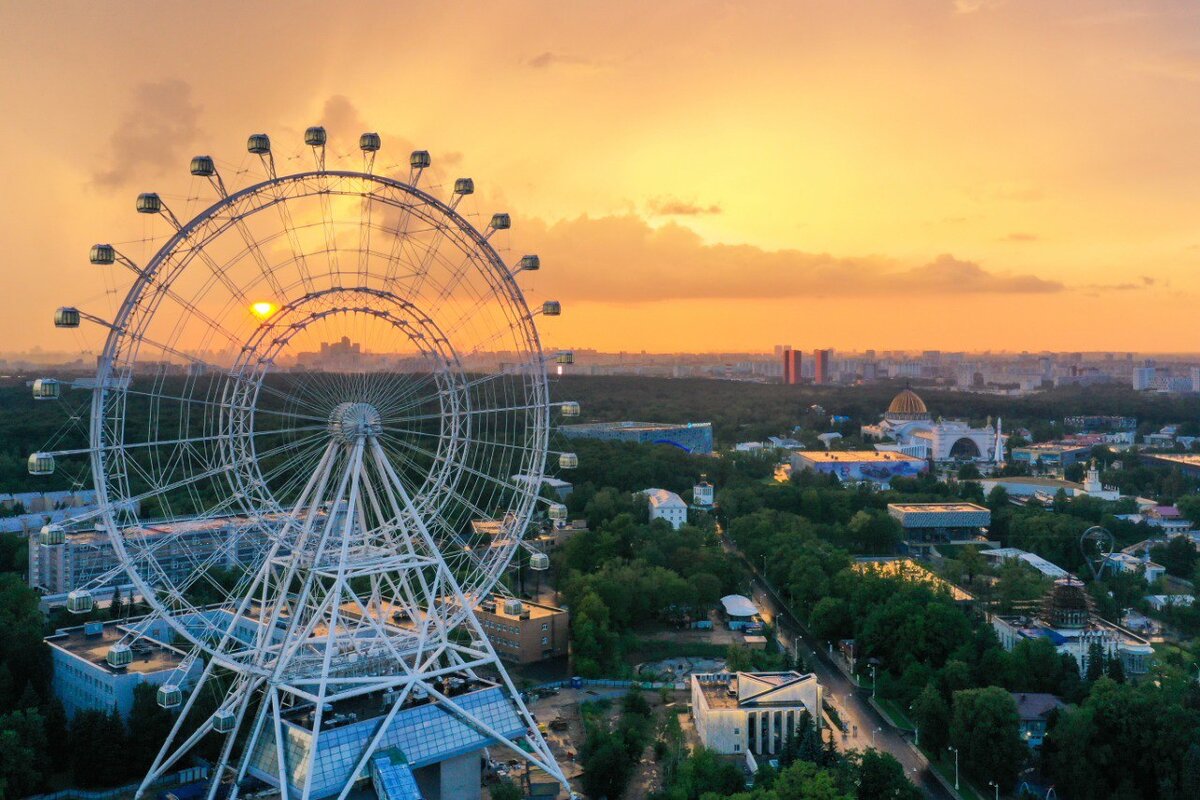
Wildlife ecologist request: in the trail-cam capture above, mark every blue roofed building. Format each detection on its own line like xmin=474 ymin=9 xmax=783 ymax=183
xmin=559 ymin=421 xmax=714 ymax=454
xmin=247 ymin=683 xmax=527 ymax=799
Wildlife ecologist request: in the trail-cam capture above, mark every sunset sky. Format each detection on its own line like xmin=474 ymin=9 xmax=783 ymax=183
xmin=2 ymin=0 xmax=1199 ymax=354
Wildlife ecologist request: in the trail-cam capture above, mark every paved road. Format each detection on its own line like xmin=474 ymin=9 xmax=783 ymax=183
xmin=722 ymin=534 xmax=954 ymax=799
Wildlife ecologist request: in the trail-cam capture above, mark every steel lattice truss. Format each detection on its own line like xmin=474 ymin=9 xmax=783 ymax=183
xmin=33 ymin=131 xmax=577 ymax=800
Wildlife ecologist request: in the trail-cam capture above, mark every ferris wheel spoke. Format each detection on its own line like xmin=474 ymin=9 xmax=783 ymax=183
xmin=120 ymin=385 xmax=330 ymax=426
xmin=44 ymin=424 xmax=327 ymax=459
xmin=377 ymin=434 xmax=517 ymax=523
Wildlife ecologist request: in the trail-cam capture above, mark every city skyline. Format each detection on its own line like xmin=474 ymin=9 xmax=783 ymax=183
xmin=3 ymin=1 xmax=1199 ymax=355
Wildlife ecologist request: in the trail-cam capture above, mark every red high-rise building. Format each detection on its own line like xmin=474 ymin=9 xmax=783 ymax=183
xmin=812 ymin=348 xmax=832 ymax=384
xmin=782 ymin=348 xmax=803 ymax=385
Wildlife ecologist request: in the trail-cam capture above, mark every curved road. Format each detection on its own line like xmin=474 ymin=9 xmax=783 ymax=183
xmin=722 ymin=533 xmax=954 ymax=799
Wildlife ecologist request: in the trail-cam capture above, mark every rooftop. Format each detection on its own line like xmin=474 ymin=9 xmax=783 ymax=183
xmin=1014 ymin=443 xmax=1092 ymax=453
xmin=560 ymin=421 xmax=710 ymax=432
xmin=645 ymin=488 xmax=687 ymax=509
xmin=1011 ymin=692 xmax=1067 ymax=721
xmin=1145 ymin=454 xmax=1200 ymax=468
xmin=695 ymin=671 xmax=818 ymax=710
xmin=477 ymin=596 xmax=566 ymax=621
xmin=47 ymin=620 xmax=187 ymax=675
xmin=887 ymin=502 xmax=989 ymax=514
xmin=852 ymin=558 xmax=974 ymax=602
xmin=797 ymin=450 xmax=924 ymax=464
xmin=720 ymin=594 xmax=758 ymax=617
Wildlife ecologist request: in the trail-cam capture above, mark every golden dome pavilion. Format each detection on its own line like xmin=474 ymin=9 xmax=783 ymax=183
xmin=885 ymin=389 xmax=930 ymax=421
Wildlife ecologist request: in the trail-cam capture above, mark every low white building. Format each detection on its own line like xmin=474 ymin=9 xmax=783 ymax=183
xmin=692 ymin=477 xmax=715 ymax=508
xmin=1147 ymin=594 xmax=1195 ymax=611
xmin=1107 ymin=552 xmax=1166 ymax=584
xmin=644 ymin=488 xmax=687 ymax=530
xmin=992 ymin=579 xmax=1153 ymax=677
xmin=979 ymin=547 xmax=1070 ymax=579
xmin=691 ymin=671 xmax=823 ymax=758
xmin=47 ymin=617 xmax=202 ymax=719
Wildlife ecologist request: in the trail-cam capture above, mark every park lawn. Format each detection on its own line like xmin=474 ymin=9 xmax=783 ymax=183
xmin=875 ymin=697 xmax=915 ymax=731
xmin=925 ymin=753 xmax=989 ymax=800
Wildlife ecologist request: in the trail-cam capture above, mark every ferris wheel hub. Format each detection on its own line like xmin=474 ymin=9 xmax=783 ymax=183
xmin=327 ymin=401 xmax=383 ymax=442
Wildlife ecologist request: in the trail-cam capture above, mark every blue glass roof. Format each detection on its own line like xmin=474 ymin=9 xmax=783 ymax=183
xmin=371 ymin=751 xmax=424 ymax=800
xmin=248 ymin=686 xmax=527 ymax=799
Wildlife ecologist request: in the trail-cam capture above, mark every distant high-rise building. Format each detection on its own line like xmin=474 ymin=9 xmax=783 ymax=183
xmin=812 ymin=349 xmax=832 ymax=385
xmin=782 ymin=348 xmax=802 ymax=385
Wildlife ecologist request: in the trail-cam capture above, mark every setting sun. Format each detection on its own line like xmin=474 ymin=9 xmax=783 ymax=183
xmin=250 ymin=301 xmax=275 ymax=319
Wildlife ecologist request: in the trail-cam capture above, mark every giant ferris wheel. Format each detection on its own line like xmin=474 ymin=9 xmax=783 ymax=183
xmin=31 ymin=128 xmax=580 ymax=799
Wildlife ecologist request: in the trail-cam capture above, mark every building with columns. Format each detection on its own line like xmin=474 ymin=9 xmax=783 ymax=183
xmin=862 ymin=388 xmax=1004 ymax=462
xmin=691 ymin=671 xmax=823 ymax=758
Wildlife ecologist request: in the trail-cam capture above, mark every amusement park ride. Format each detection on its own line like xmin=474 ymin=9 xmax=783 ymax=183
xmin=30 ymin=129 xmax=580 ymax=799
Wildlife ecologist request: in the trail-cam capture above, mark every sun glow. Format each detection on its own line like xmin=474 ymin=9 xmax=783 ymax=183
xmin=250 ymin=301 xmax=276 ymax=319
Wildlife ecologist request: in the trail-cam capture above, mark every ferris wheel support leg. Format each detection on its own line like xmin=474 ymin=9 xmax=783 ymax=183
xmin=205 ymin=676 xmax=264 ymax=800
xmin=229 ymin=684 xmax=274 ymax=798
xmin=269 ymin=686 xmax=293 ymax=800
xmin=134 ymin=658 xmax=218 ymax=799
xmin=368 ymin=438 xmax=571 ymax=792
xmin=297 ymin=438 xmax=366 ymax=800
xmin=332 ymin=681 xmax=421 ymax=800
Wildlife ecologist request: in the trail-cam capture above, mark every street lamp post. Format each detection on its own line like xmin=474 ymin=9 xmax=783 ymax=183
xmin=872 ymin=726 xmax=882 ymax=748
xmin=871 ymin=664 xmax=878 ymax=699
xmin=988 ymin=780 xmax=999 ymax=800
xmin=948 ymin=746 xmax=959 ymax=790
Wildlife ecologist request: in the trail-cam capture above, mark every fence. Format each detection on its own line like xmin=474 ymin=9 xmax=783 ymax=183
xmin=24 ymin=767 xmax=209 ymax=800
xmin=532 ymin=677 xmax=687 ymax=692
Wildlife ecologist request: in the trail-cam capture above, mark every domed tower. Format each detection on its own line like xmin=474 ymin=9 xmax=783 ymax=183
xmin=1042 ymin=578 xmax=1094 ymax=629
xmin=884 ymin=388 xmax=931 ymax=423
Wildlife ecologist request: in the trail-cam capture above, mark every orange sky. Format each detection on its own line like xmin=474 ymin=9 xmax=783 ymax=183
xmin=2 ymin=0 xmax=1199 ymax=354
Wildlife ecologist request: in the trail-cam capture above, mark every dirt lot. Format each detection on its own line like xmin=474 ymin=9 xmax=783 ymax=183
xmin=522 ymin=685 xmax=695 ymax=799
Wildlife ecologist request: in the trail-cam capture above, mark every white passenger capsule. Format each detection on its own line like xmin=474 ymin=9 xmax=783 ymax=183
xmin=135 ymin=193 xmax=162 ymax=214
xmin=247 ymin=133 xmax=271 ymax=155
xmin=304 ymin=126 xmax=327 ymax=147
xmin=107 ymin=644 xmax=133 ymax=669
xmin=66 ymin=589 xmax=94 ymax=614
xmin=189 ymin=155 xmax=215 ymax=177
xmin=157 ymin=684 xmax=183 ymax=709
xmin=39 ymin=524 xmax=65 ymax=546
xmin=32 ymin=378 xmax=61 ymax=400
xmin=359 ymin=132 xmax=381 ymax=152
xmin=54 ymin=307 xmax=80 ymax=328
xmin=27 ymin=453 xmax=55 ymax=476
xmin=90 ymin=244 xmax=116 ymax=264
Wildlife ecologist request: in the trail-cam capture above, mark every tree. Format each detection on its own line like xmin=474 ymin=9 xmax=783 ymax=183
xmin=1085 ymin=641 xmax=1106 ymax=683
xmin=911 ymin=683 xmax=950 ymax=753
xmin=580 ymin=734 xmax=634 ymax=800
xmin=725 ymin=645 xmax=754 ymax=673
xmin=108 ymin=584 xmax=125 ymax=620
xmin=0 ymin=709 xmax=47 ymax=797
xmin=852 ymin=750 xmax=922 ymax=800
xmin=1106 ymin=653 xmax=1126 ymax=684
xmin=491 ymin=779 xmax=522 ymax=800
xmin=808 ymin=597 xmax=851 ymax=642
xmin=127 ymin=683 xmax=175 ymax=774
xmin=773 ymin=760 xmax=852 ymax=800
xmin=950 ymin=687 xmax=1025 ymax=791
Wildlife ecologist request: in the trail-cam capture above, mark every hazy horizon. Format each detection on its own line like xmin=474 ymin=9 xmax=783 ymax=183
xmin=3 ymin=1 xmax=1198 ymax=353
